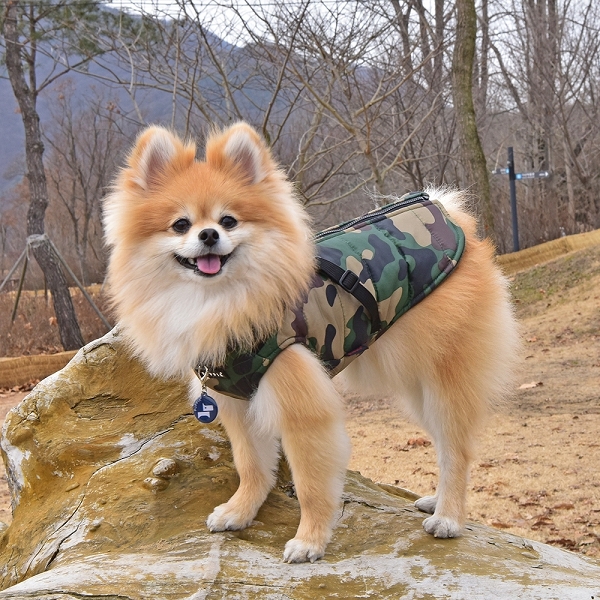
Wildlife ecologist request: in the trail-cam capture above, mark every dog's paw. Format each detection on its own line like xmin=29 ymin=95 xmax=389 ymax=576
xmin=283 ymin=538 xmax=325 ymax=563
xmin=414 ymin=495 xmax=437 ymax=514
xmin=422 ymin=515 xmax=462 ymax=538
xmin=206 ymin=503 xmax=254 ymax=532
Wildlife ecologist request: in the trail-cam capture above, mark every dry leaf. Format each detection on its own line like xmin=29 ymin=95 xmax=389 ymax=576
xmin=578 ymin=537 xmax=596 ymax=546
xmin=548 ymin=538 xmax=578 ymax=550
xmin=518 ymin=499 xmax=540 ymax=507
xmin=519 ymin=381 xmax=543 ymax=389
xmin=479 ymin=461 xmax=497 ymax=469
xmin=531 ymin=516 xmax=554 ymax=529
xmin=405 ymin=437 xmax=432 ymax=448
xmin=553 ymin=502 xmax=575 ymax=510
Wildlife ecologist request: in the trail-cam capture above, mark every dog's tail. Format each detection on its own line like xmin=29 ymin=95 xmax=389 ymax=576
xmin=424 ymin=185 xmax=470 ymax=215
xmin=373 ymin=185 xmax=469 ymax=216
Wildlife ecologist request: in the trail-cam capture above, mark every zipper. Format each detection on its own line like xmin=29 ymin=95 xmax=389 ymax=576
xmin=314 ymin=191 xmax=429 ymax=240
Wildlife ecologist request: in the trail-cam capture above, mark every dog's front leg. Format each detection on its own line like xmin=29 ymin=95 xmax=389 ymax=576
xmin=205 ymin=391 xmax=279 ymax=533
xmin=257 ymin=344 xmax=351 ymax=563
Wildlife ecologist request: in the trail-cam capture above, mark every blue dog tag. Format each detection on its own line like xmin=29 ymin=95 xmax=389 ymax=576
xmin=193 ymin=393 xmax=218 ymax=424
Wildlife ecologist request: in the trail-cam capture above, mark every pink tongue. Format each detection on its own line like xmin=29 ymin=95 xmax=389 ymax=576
xmin=196 ymin=254 xmax=221 ymax=275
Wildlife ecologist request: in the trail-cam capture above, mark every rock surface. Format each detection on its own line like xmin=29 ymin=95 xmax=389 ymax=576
xmin=0 ymin=330 xmax=599 ymax=599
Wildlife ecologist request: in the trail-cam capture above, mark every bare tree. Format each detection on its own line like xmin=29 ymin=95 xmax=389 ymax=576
xmin=486 ymin=0 xmax=600 ymax=245
xmin=95 ymin=1 xmax=462 ymax=226
xmin=44 ymin=83 xmax=130 ymax=284
xmin=474 ymin=0 xmax=490 ymax=114
xmin=0 ymin=198 xmax=23 ymax=280
xmin=453 ymin=0 xmax=493 ymax=236
xmin=238 ymin=1 xmax=458 ymax=212
xmin=2 ymin=0 xmax=83 ymax=348
xmin=1 ymin=0 xmax=137 ymax=348
xmin=4 ymin=0 xmax=595 ymax=258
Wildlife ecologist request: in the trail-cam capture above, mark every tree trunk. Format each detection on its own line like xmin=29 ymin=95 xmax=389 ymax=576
xmin=3 ymin=0 xmax=84 ymax=350
xmin=433 ymin=0 xmax=445 ymax=90
xmin=477 ymin=0 xmax=490 ymax=112
xmin=390 ymin=0 xmax=413 ymax=76
xmin=452 ymin=0 xmax=495 ymax=239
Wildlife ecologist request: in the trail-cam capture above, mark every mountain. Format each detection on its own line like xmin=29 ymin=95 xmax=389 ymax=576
xmin=0 ymin=19 xmax=285 ymax=201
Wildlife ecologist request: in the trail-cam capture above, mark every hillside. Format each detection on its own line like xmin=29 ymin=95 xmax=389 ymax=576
xmin=0 ymin=23 xmax=281 ymax=197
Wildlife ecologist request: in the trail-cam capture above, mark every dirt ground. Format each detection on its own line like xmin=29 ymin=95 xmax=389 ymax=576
xmin=0 ymin=246 xmax=599 ymax=557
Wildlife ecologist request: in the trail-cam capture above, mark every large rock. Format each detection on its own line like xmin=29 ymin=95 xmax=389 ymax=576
xmin=0 ymin=330 xmax=599 ymax=599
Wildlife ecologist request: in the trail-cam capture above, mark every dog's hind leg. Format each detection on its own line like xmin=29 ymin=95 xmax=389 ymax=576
xmin=412 ymin=383 xmax=479 ymax=538
xmin=206 ymin=393 xmax=280 ymax=533
xmin=260 ymin=344 xmax=351 ymax=563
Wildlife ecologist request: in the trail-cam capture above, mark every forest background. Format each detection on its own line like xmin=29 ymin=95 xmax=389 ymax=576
xmin=1 ymin=0 xmax=600 ymax=349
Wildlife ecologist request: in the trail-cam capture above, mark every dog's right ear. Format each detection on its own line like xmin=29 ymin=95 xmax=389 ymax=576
xmin=125 ymin=126 xmax=196 ymax=191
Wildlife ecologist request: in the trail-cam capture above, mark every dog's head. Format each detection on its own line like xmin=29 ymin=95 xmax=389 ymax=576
xmin=105 ymin=123 xmax=311 ymax=280
xmin=103 ymin=123 xmax=315 ymax=374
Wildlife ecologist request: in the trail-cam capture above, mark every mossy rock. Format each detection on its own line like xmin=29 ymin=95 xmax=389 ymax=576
xmin=0 ymin=331 xmax=599 ymax=599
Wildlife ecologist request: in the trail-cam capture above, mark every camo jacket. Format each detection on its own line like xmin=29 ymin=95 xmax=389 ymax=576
xmin=204 ymin=192 xmax=466 ymax=400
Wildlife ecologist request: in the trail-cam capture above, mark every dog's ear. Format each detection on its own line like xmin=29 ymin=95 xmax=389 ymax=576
xmin=205 ymin=123 xmax=274 ymax=184
xmin=126 ymin=126 xmax=196 ymax=191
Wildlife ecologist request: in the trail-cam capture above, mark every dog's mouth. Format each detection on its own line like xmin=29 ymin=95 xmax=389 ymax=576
xmin=175 ymin=252 xmax=233 ymax=277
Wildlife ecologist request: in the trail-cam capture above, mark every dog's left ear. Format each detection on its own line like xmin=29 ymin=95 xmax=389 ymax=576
xmin=205 ymin=123 xmax=274 ymax=184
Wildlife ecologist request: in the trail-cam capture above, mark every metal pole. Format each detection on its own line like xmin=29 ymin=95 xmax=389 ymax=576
xmin=507 ymin=147 xmax=520 ymax=252
xmin=0 ymin=246 xmax=27 ymax=294
xmin=11 ymin=254 xmax=28 ymax=323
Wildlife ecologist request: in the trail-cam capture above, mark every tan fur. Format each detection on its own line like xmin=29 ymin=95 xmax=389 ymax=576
xmin=104 ymin=123 xmax=520 ymax=563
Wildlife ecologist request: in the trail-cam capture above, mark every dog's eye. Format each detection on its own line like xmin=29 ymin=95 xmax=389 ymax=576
xmin=172 ymin=218 xmax=191 ymax=234
xmin=219 ymin=215 xmax=238 ymax=230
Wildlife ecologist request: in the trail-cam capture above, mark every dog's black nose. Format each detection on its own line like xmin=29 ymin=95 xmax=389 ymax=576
xmin=199 ymin=228 xmax=219 ymax=247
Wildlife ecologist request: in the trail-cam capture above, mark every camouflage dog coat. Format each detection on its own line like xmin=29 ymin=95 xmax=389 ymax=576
xmin=204 ymin=192 xmax=466 ymax=399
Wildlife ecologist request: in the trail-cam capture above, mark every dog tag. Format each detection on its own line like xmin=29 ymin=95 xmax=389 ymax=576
xmin=193 ymin=393 xmax=218 ymax=424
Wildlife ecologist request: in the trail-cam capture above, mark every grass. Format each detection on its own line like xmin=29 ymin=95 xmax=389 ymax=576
xmin=509 ymin=245 xmax=600 ymax=319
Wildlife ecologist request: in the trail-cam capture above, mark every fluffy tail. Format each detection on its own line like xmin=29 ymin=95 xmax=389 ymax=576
xmin=424 ymin=185 xmax=470 ymax=216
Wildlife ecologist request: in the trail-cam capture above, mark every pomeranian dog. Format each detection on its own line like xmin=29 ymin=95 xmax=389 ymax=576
xmin=103 ymin=122 xmax=519 ymax=563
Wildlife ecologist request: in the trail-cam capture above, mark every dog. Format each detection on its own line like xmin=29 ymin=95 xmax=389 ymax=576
xmin=103 ymin=122 xmax=519 ymax=563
